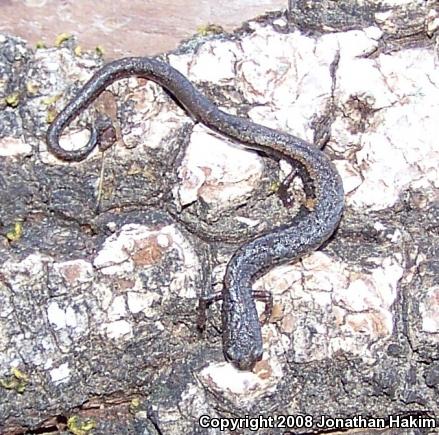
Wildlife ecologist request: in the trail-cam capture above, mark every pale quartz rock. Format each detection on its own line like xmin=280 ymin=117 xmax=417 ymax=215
xmin=0 ymin=137 xmax=32 ymax=157
xmin=64 ymin=306 xmax=78 ymax=328
xmin=34 ymin=47 xmax=95 ymax=87
xmin=333 ymin=159 xmax=362 ymax=195
xmin=234 ymin=216 xmax=259 ymax=228
xmin=2 ymin=253 xmax=50 ymax=286
xmin=420 ymin=286 xmax=439 ymax=334
xmin=179 ymin=384 xmax=212 ymax=424
xmin=328 ymin=116 xmax=362 ymax=154
xmin=56 ymin=128 xmax=92 ymax=152
xmin=315 ymin=32 xmax=341 ymax=65
xmin=178 ymin=124 xmax=263 ymax=207
xmin=371 ymin=257 xmax=403 ymax=306
xmin=238 ymin=29 xmax=308 ymax=104
xmin=337 ymin=278 xmax=381 ymax=312
xmin=260 ymin=323 xmax=293 ymax=377
xmin=41 ymin=135 xmax=96 ymax=165
xmin=255 ymin=253 xmax=403 ymax=364
xmin=311 ymin=290 xmax=333 ymax=307
xmin=126 ymin=291 xmax=161 ymax=316
xmin=53 ymin=259 xmax=94 ymax=284
xmin=258 ymin=264 xmax=303 ymax=296
xmin=426 ymin=9 xmax=439 ymax=36
xmin=0 ymin=241 xmax=183 ymax=372
xmin=248 ymin=105 xmax=313 ymax=143
xmin=374 ymin=10 xmax=394 ymax=25
xmin=345 ymin=311 xmax=393 ymax=337
xmin=94 ymin=283 xmax=114 ymax=312
xmin=94 ymin=223 xmax=200 ymax=298
xmin=43 ymin=358 xmax=53 ymax=370
xmin=363 ymin=26 xmax=384 ymax=40
xmin=106 ymin=221 xmax=117 ymax=232
xmin=378 ymin=49 xmax=436 ymax=96
xmin=273 ymin=18 xmax=288 ymax=27
xmin=176 ymin=163 xmax=206 ymax=206
xmin=94 ymin=223 xmax=167 ymax=272
xmin=388 ymin=229 xmax=402 ymax=243
xmin=166 ymin=226 xmax=200 ymax=299
xmin=50 ymin=362 xmax=71 ymax=384
xmin=197 ymin=327 xmax=285 ymax=398
xmin=107 ymin=295 xmax=127 ymax=321
xmin=0 ymin=322 xmax=9 ymax=352
xmin=336 ymin=58 xmax=397 ymax=108
xmin=333 ymin=47 xmax=439 ymax=210
xmin=352 ymin=104 xmax=439 ymax=209
xmin=168 ymin=53 xmax=192 ymax=78
xmin=156 ymin=233 xmax=171 ymax=248
xmin=238 ymin=29 xmax=335 ymax=141
xmin=40 ymin=336 xmax=56 ymax=353
xmin=374 ymin=222 xmax=386 ymax=231
xmin=198 ymin=362 xmax=276 ymax=401
xmin=189 ymin=40 xmax=239 ymax=83
xmin=281 ymin=313 xmax=296 ymax=334
xmin=102 ymin=319 xmax=133 ymax=339
xmin=200 ymin=363 xmax=260 ymax=394
xmin=93 ymin=231 xmax=134 ymax=274
xmin=47 ymin=302 xmax=67 ymax=330
xmin=335 ymin=257 xmax=402 ymax=312
xmin=119 ymin=79 xmax=188 ymax=153
xmin=336 ymin=29 xmax=381 ymax=58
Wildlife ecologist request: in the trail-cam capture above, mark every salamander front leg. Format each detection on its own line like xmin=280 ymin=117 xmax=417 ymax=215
xmin=197 ymin=289 xmax=273 ymax=330
xmin=252 ymin=290 xmax=273 ymax=324
xmin=197 ymin=292 xmax=222 ymax=332
xmin=277 ymin=168 xmax=298 ymax=208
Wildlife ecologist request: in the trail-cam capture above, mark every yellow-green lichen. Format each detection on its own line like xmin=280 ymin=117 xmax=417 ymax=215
xmin=196 ymin=23 xmax=224 ymax=36
xmin=0 ymin=368 xmax=29 ymax=394
xmin=26 ymin=82 xmax=40 ymax=96
xmin=35 ymin=41 xmax=47 ymax=49
xmin=129 ymin=397 xmax=141 ymax=414
xmin=74 ymin=46 xmax=83 ymax=57
xmin=6 ymin=221 xmax=23 ymax=242
xmin=67 ymin=416 xmax=96 ymax=435
xmin=46 ymin=108 xmax=58 ymax=124
xmin=11 ymin=367 xmax=28 ymax=381
xmin=95 ymin=46 xmax=105 ymax=56
xmin=42 ymin=94 xmax=61 ymax=106
xmin=42 ymin=94 xmax=62 ymax=106
xmin=4 ymin=92 xmax=20 ymax=107
xmin=55 ymin=33 xmax=72 ymax=47
xmin=269 ymin=180 xmax=282 ymax=193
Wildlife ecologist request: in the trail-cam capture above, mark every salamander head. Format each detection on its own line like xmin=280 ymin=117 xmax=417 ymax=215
xmin=223 ymin=335 xmax=263 ymax=371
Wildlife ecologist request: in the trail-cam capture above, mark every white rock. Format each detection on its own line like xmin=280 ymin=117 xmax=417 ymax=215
xmin=178 ymin=125 xmax=263 ymax=207
xmin=0 ymin=137 xmax=32 ymax=157
xmin=190 ymin=40 xmax=239 ymax=83
xmin=50 ymin=362 xmax=70 ymax=384
xmin=47 ymin=302 xmax=66 ymax=329
xmin=108 ymin=295 xmax=127 ymax=321
xmin=420 ymin=286 xmax=439 ymax=334
xmin=102 ymin=319 xmax=133 ymax=339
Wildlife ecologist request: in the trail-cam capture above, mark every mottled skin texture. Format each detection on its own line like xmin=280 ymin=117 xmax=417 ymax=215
xmin=46 ymin=57 xmax=344 ymax=370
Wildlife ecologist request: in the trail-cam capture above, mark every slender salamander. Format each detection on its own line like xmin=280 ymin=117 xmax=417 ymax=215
xmin=46 ymin=57 xmax=344 ymax=370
